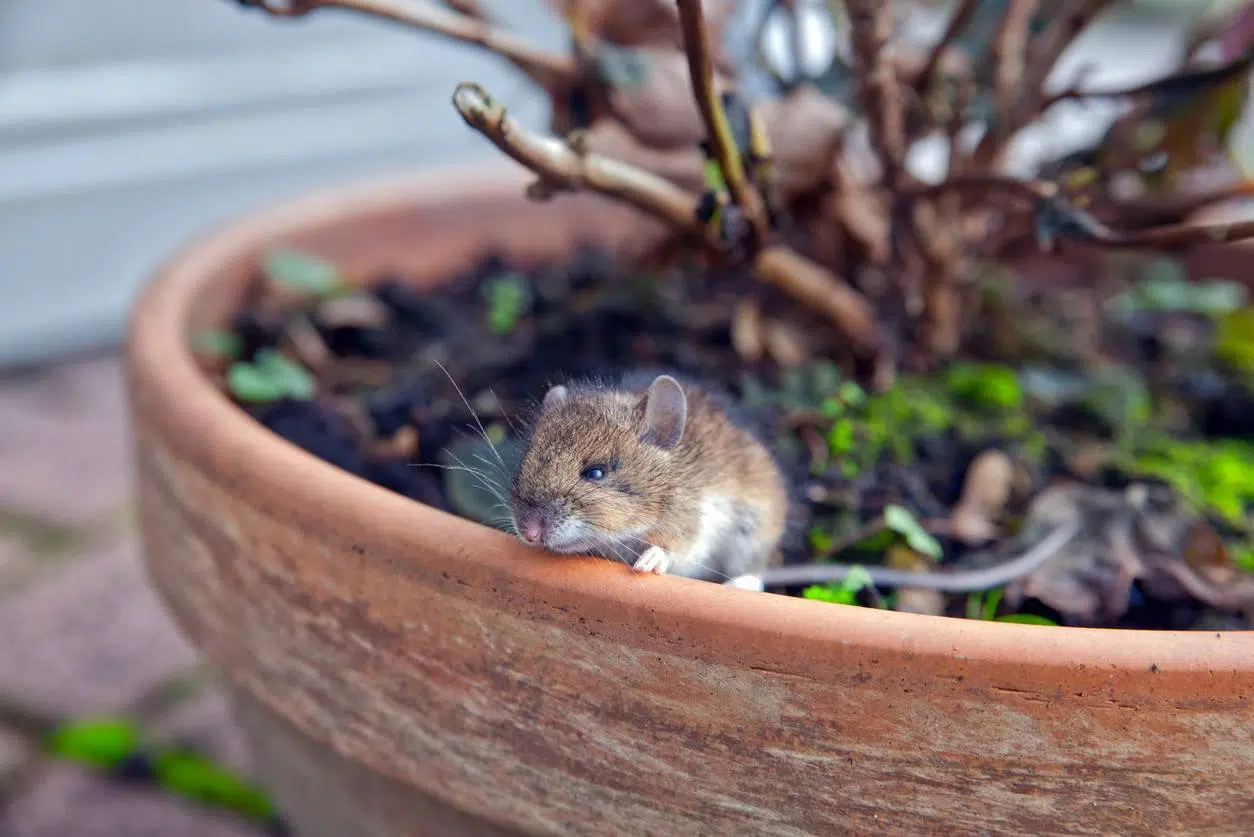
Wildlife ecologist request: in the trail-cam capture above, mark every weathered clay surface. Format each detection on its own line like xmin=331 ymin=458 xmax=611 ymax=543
xmin=127 ymin=166 xmax=1254 ymax=837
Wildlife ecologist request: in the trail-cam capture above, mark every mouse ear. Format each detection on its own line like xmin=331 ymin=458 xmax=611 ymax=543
xmin=542 ymin=384 xmax=569 ymax=410
xmin=641 ymin=375 xmax=687 ymax=448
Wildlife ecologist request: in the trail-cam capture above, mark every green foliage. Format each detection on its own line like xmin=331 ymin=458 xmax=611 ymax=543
xmin=44 ymin=717 xmax=141 ymax=769
xmin=44 ymin=714 xmax=280 ymax=827
xmin=1123 ymin=435 xmax=1254 ymax=527
xmin=482 ymin=271 xmax=531 ymax=335
xmin=154 ymin=749 xmax=278 ymax=821
xmin=227 ymin=349 xmax=316 ymax=403
xmin=946 ymin=363 xmax=1024 ymax=412
xmin=883 ymin=504 xmax=943 ymax=560
xmin=264 ymin=248 xmax=344 ymax=296
xmin=802 ymin=565 xmax=874 ymax=606
xmin=966 ymin=587 xmax=1004 ymax=621
xmin=1234 ymin=545 xmax=1254 ymax=574
xmin=1215 ymin=307 xmax=1254 ymax=376
xmin=189 ymin=329 xmax=243 ymax=361
xmin=994 ymin=613 xmax=1060 ymax=626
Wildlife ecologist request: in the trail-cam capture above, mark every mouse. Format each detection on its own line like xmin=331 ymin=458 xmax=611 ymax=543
xmin=507 ymin=371 xmax=790 ymax=581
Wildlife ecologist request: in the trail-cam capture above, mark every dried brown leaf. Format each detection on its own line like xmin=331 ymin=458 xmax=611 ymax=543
xmin=731 ymin=298 xmax=765 ymax=362
xmin=950 ymin=449 xmax=1014 ymax=544
xmin=998 ymin=483 xmax=1254 ymax=625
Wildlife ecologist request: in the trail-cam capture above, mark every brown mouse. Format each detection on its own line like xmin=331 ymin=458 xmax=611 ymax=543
xmin=508 ymin=372 xmax=789 ymax=581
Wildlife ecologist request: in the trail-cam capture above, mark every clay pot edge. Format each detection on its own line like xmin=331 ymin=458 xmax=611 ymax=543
xmin=124 ymin=162 xmax=1254 ymax=681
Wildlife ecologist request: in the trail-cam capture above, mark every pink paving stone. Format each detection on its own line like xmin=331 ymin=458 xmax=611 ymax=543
xmin=2 ymin=766 xmax=270 ymax=837
xmin=0 ymin=537 xmax=201 ymax=717
xmin=0 ymin=354 xmax=134 ymax=527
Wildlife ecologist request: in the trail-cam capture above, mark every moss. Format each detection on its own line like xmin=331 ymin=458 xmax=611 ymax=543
xmin=946 ymin=363 xmax=1024 ymax=412
xmin=1215 ymin=307 xmax=1254 ymax=376
xmin=1123 ymin=435 xmax=1254 ymax=528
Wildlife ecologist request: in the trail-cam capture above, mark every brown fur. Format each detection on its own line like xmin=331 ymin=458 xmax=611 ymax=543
xmin=509 ymin=375 xmax=789 ymax=580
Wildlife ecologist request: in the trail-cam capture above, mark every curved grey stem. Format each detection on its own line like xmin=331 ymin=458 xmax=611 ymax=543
xmin=727 ymin=518 xmax=1083 ymax=592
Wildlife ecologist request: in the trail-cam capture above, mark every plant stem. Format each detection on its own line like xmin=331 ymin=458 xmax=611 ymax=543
xmin=912 ymin=0 xmax=979 ymax=99
xmin=243 ymin=0 xmax=575 ymax=92
xmin=675 ymin=0 xmax=766 ymax=239
xmin=451 ymin=82 xmax=881 ymax=357
xmin=845 ymin=0 xmax=907 ymax=190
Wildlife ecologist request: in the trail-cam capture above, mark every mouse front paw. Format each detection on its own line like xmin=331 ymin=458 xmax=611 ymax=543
xmin=632 ymin=545 xmax=672 ymax=575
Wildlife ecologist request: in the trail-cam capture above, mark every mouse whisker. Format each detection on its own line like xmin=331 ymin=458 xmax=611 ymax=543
xmin=434 ymin=359 xmax=506 ymax=468
xmin=414 ymin=460 xmax=509 ymax=507
xmin=488 ymin=387 xmax=521 ymax=437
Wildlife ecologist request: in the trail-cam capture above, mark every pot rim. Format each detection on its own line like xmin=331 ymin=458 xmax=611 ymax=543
xmin=126 ymin=161 xmax=1254 ymax=676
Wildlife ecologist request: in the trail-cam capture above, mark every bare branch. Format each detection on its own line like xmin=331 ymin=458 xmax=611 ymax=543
xmin=845 ymin=0 xmax=907 ymax=189
xmin=903 ymin=174 xmax=1058 ymax=206
xmin=973 ymin=0 xmax=1119 ymax=165
xmin=1043 ymin=45 xmax=1254 ymax=110
xmin=991 ymin=0 xmax=1038 ymax=128
xmin=675 ymin=0 xmax=768 ymax=240
xmin=912 ymin=0 xmax=979 ymax=97
xmin=1050 ymin=204 xmax=1254 ymax=249
xmin=451 ymin=82 xmax=881 ymax=356
xmin=239 ymin=0 xmax=574 ymax=92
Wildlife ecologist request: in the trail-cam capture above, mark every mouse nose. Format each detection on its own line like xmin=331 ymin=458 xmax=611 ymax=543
xmin=517 ymin=511 xmax=547 ymax=545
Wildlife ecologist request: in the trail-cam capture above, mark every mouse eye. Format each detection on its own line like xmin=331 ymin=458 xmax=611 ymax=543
xmin=580 ymin=464 xmax=608 ymax=481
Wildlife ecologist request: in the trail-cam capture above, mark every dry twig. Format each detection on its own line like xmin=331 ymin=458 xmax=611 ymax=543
xmin=845 ymin=0 xmax=907 ymax=189
xmin=675 ymin=0 xmax=768 ymax=240
xmin=239 ymin=0 xmax=575 ymax=91
xmin=451 ymin=82 xmax=881 ymax=356
xmin=912 ymin=0 xmax=979 ymax=99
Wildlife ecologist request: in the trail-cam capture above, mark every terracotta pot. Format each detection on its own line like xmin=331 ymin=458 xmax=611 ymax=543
xmin=127 ymin=165 xmax=1254 ymax=837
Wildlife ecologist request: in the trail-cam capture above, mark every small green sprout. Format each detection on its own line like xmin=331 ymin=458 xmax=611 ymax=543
xmin=946 ymin=363 xmax=1024 ymax=412
xmin=483 ymin=272 xmax=531 ymax=334
xmin=189 ymin=329 xmax=243 ymax=360
xmin=227 ymin=349 xmax=316 ymax=403
xmin=883 ymin=504 xmax=943 ymax=560
xmin=264 ymin=248 xmax=344 ymax=296
xmin=803 ymin=565 xmax=875 ymax=606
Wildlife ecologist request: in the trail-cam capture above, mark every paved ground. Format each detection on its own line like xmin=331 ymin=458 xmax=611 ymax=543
xmin=0 ymin=354 xmax=270 ymax=836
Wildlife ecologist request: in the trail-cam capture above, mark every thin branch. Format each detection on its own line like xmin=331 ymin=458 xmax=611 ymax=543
xmin=239 ymin=0 xmax=574 ymax=92
xmin=973 ymin=0 xmax=1118 ymax=165
xmin=675 ymin=0 xmax=767 ymax=240
xmin=1051 ymin=205 xmax=1254 ymax=249
xmin=912 ymin=0 xmax=979 ymax=98
xmin=1043 ymin=45 xmax=1254 ymax=110
xmin=452 ymin=82 xmax=881 ymax=356
xmin=991 ymin=0 xmax=1038 ymax=129
xmin=903 ymin=174 xmax=1057 ymax=206
xmin=845 ymin=0 xmax=908 ymax=189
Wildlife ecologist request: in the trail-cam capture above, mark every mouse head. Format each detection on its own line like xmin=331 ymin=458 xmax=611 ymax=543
xmin=508 ymin=375 xmax=688 ymax=555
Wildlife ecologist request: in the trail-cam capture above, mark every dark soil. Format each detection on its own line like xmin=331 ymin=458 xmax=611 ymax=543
xmin=193 ymin=243 xmax=1254 ymax=631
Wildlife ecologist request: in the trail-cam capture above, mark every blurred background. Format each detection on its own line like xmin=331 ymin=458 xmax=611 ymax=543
xmin=0 ymin=0 xmax=1239 ymax=834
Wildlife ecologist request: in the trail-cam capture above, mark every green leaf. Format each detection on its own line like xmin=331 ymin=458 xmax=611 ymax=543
xmin=264 ymin=248 xmax=343 ymax=296
xmin=44 ymin=717 xmax=142 ymax=768
xmin=189 ymin=329 xmax=243 ymax=360
xmin=802 ymin=565 xmax=874 ymax=606
xmin=154 ymin=749 xmax=278 ymax=821
xmin=994 ymin=613 xmax=1060 ymax=626
xmin=482 ymin=272 xmax=531 ymax=335
xmin=883 ymin=504 xmax=943 ymax=560
xmin=227 ymin=349 xmax=315 ymax=403
xmin=982 ymin=587 xmax=1004 ymax=620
